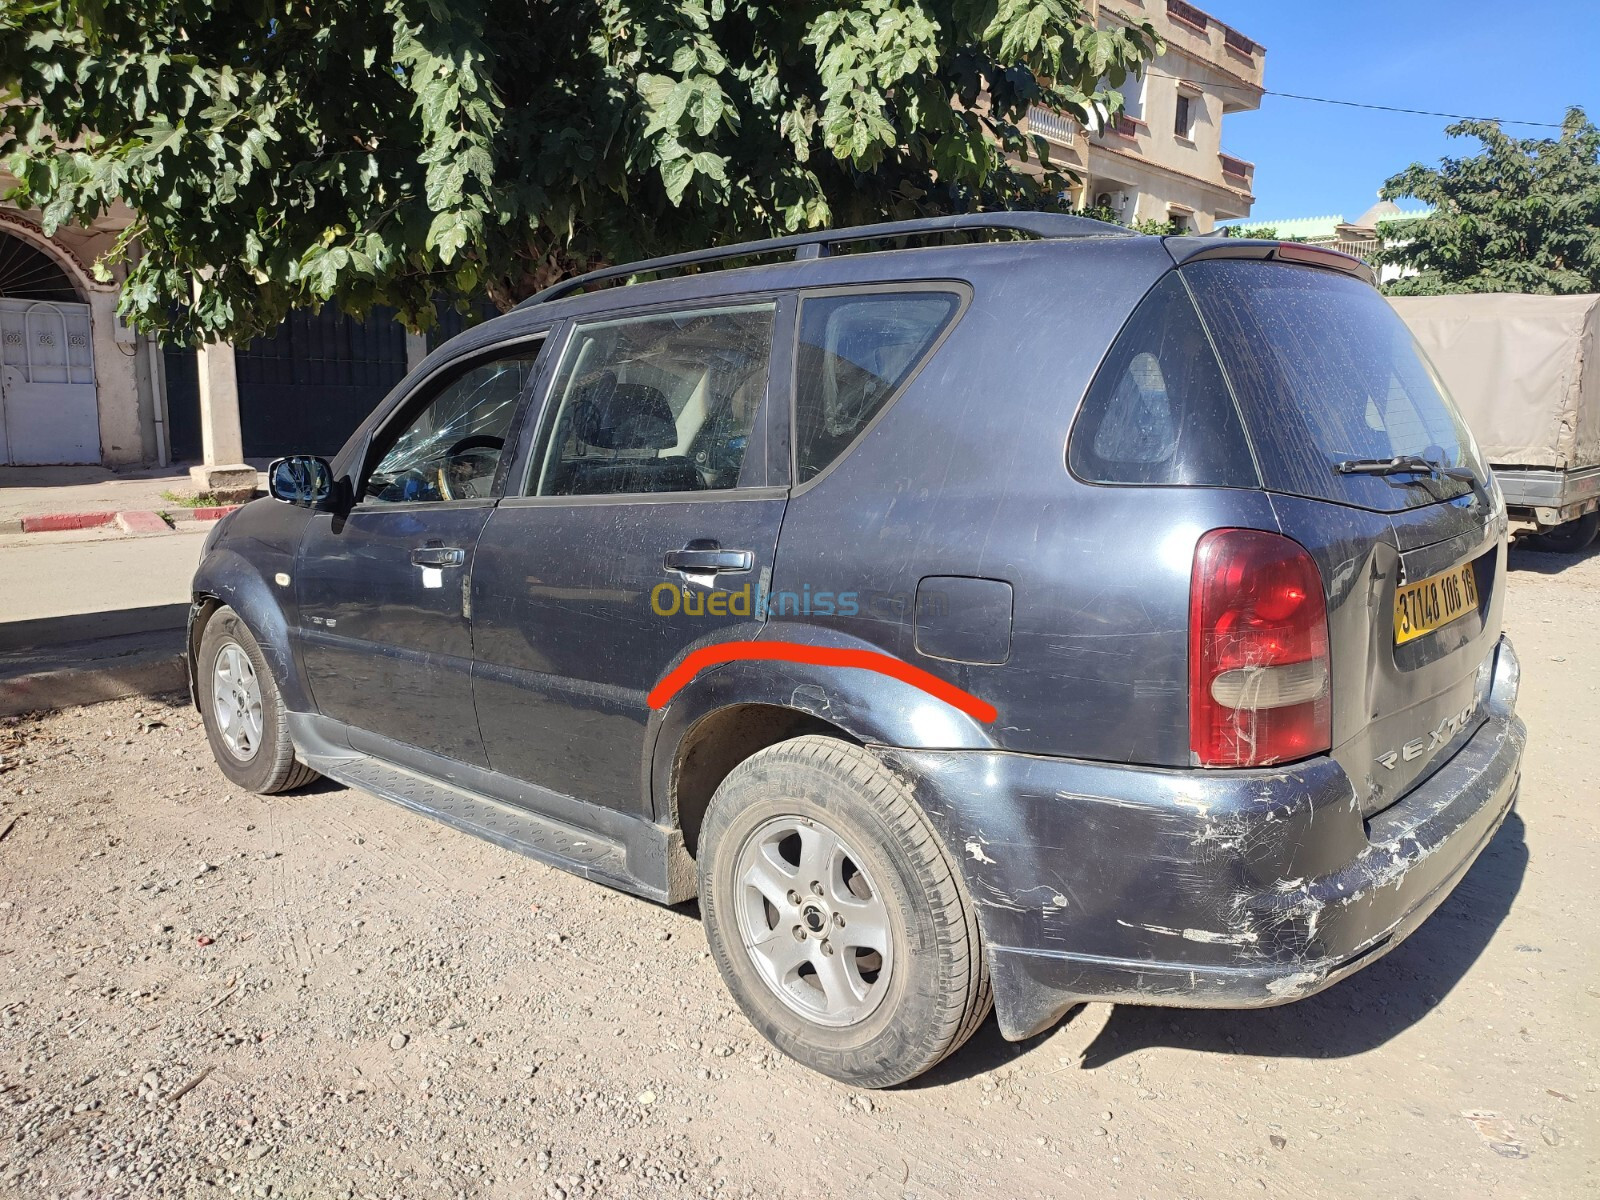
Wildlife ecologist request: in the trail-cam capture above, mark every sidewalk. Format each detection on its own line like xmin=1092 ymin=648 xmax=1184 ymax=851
xmin=0 ymin=462 xmax=268 ymax=532
xmin=0 ymin=511 xmax=216 ymax=713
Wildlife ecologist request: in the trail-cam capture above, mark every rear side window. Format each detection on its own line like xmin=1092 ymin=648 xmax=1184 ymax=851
xmin=1069 ymin=272 xmax=1259 ymax=487
xmin=1183 ymin=259 xmax=1486 ymax=511
xmin=794 ymin=291 xmax=960 ymax=484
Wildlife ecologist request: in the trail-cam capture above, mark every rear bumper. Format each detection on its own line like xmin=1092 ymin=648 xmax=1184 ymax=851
xmin=881 ymin=636 xmax=1525 ymax=1040
xmin=1494 ymin=464 xmax=1600 ymax=525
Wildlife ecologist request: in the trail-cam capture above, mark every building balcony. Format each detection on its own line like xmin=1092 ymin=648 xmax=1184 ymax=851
xmin=1158 ymin=0 xmax=1265 ymax=106
xmin=1219 ymin=151 xmax=1254 ymax=191
xmin=1025 ymin=106 xmax=1080 ymax=149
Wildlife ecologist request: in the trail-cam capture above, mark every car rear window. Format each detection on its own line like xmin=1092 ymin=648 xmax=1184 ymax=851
xmin=1069 ymin=272 xmax=1259 ymax=488
xmin=1183 ymin=259 xmax=1487 ymax=512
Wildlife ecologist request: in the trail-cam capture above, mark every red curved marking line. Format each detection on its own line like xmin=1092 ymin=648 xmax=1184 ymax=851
xmin=646 ymin=640 xmax=998 ymax=724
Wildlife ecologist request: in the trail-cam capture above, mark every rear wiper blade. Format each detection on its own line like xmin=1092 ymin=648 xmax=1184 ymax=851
xmin=1334 ymin=454 xmax=1476 ymax=482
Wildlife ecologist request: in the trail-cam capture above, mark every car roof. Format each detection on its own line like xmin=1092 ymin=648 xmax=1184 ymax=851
xmin=422 ymin=227 xmax=1179 ymax=376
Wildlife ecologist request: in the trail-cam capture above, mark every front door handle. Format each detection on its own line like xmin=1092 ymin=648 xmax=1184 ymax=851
xmin=663 ymin=540 xmax=754 ymax=574
xmin=411 ymin=545 xmax=466 ymax=568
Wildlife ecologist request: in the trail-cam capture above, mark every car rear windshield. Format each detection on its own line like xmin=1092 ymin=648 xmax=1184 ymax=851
xmin=1183 ymin=259 xmax=1487 ymax=512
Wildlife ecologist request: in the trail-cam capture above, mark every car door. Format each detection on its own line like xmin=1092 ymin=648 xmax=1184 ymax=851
xmin=295 ymin=336 xmax=547 ymax=767
xmin=471 ymin=297 xmax=792 ymax=813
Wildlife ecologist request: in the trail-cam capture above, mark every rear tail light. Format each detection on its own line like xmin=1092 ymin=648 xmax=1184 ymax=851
xmin=1189 ymin=529 xmax=1331 ymax=767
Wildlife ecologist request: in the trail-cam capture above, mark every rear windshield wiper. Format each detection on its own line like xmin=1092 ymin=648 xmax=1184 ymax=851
xmin=1334 ymin=454 xmax=1477 ymax=483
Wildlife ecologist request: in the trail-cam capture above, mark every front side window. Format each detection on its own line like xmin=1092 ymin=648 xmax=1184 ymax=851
xmin=793 ymin=291 xmax=960 ymax=485
xmin=364 ymin=347 xmax=542 ymax=504
xmin=531 ymin=304 xmax=774 ymax=497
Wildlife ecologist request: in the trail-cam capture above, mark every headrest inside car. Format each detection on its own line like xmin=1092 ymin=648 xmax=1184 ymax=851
xmin=572 ymin=374 xmax=678 ymax=450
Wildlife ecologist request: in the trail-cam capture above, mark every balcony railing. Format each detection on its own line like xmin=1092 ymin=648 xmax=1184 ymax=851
xmin=1331 ymin=237 xmax=1381 ymax=262
xmin=1166 ymin=0 xmax=1209 ymax=32
xmin=1026 ymin=106 xmax=1078 ymax=148
xmin=1219 ymin=152 xmax=1254 ymax=188
xmin=1224 ymin=27 xmax=1258 ymax=57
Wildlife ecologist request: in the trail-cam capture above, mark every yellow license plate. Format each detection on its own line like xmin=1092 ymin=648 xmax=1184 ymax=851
xmin=1394 ymin=563 xmax=1480 ymax=645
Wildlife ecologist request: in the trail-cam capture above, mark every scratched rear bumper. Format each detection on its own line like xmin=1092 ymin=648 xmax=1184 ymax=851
xmin=880 ymin=636 xmax=1525 ymax=1041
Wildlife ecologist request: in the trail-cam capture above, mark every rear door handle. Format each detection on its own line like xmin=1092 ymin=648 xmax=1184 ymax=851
xmin=411 ymin=545 xmax=466 ymax=568
xmin=663 ymin=541 xmax=754 ymax=574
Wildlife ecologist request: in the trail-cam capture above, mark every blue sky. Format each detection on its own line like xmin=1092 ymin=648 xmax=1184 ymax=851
xmin=1203 ymin=0 xmax=1600 ymax=223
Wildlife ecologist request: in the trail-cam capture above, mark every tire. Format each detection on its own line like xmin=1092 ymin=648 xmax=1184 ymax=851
xmin=1525 ymin=511 xmax=1600 ymax=554
xmin=698 ymin=735 xmax=991 ymax=1087
xmin=197 ymin=606 xmax=320 ymax=795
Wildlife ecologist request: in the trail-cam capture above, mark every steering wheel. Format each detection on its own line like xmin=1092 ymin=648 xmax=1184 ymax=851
xmin=447 ymin=434 xmax=505 ymax=457
xmin=435 ymin=435 xmax=505 ymax=501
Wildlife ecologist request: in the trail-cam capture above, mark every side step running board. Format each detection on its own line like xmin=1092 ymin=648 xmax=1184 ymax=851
xmin=312 ymin=755 xmax=654 ymax=900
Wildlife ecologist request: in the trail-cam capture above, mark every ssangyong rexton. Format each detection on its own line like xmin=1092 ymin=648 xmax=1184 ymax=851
xmin=189 ymin=214 xmax=1525 ymax=1085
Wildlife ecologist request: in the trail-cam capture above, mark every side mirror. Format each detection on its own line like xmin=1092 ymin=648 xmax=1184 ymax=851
xmin=268 ymin=455 xmax=335 ymax=506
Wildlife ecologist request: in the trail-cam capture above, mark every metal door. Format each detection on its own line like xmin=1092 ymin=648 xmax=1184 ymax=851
xmin=470 ymin=299 xmax=792 ymax=815
xmin=0 ymin=298 xmax=98 ymax=464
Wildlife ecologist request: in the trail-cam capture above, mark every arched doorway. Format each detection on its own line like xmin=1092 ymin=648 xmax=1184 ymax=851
xmin=0 ymin=228 xmax=100 ymax=464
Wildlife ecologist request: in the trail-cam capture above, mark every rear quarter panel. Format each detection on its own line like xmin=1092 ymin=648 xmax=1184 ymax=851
xmin=769 ymin=239 xmax=1275 ymax=766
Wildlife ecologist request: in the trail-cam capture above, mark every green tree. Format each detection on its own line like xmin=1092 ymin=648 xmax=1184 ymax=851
xmin=0 ymin=0 xmax=1158 ymax=341
xmin=1377 ymin=106 xmax=1600 ymax=295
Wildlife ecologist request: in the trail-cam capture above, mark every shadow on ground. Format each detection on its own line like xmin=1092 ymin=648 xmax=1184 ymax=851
xmin=912 ymin=810 xmax=1528 ymax=1086
xmin=1507 ymin=539 xmax=1600 ymax=575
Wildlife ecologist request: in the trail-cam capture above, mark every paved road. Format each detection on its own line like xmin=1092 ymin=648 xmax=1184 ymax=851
xmin=0 ymin=543 xmax=1594 ymax=1197
xmin=0 ymin=525 xmax=207 ymax=625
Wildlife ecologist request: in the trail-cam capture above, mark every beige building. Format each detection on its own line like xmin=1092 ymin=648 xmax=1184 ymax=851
xmin=1023 ymin=0 xmax=1263 ymax=232
xmin=0 ymin=170 xmax=419 ymax=482
xmin=0 ymin=180 xmax=168 ymax=467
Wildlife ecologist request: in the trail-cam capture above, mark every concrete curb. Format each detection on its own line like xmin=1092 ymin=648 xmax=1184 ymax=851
xmin=19 ymin=511 xmax=118 ymax=533
xmin=116 ymin=510 xmax=171 ymax=534
xmin=9 ymin=505 xmax=241 ymax=536
xmin=0 ymin=631 xmax=188 ymax=717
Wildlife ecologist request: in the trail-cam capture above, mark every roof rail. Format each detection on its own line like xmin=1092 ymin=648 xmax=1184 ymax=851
xmin=515 ymin=211 xmax=1126 ymax=309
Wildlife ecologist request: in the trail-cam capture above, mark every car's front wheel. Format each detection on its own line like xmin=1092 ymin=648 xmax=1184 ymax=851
xmin=698 ymin=736 xmax=991 ymax=1087
xmin=197 ymin=606 xmax=319 ymax=795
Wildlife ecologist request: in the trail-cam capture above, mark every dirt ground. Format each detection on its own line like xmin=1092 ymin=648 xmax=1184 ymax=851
xmin=2 ymin=545 xmax=1596 ymax=1200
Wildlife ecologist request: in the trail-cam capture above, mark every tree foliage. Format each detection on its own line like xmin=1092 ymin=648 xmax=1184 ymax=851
xmin=1377 ymin=106 xmax=1600 ymax=296
xmin=0 ymin=0 xmax=1158 ymax=341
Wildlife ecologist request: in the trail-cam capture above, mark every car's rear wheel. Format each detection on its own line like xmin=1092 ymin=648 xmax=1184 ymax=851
xmin=1525 ymin=511 xmax=1600 ymax=554
xmin=197 ymin=606 xmax=319 ymax=794
xmin=697 ymin=735 xmax=990 ymax=1087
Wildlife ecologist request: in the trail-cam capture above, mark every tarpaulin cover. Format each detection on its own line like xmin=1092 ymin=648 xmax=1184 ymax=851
xmin=1389 ymin=293 xmax=1600 ymax=470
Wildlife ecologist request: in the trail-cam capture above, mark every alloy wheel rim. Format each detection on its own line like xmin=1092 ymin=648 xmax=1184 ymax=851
xmin=732 ymin=815 xmax=895 ymax=1028
xmin=211 ymin=642 xmax=264 ymax=762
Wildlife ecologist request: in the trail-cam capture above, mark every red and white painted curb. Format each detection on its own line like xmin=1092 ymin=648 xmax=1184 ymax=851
xmin=11 ymin=505 xmax=242 ymax=535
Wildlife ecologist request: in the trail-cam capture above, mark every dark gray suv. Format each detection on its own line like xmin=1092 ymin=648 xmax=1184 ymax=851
xmin=189 ymin=214 xmax=1526 ymax=1086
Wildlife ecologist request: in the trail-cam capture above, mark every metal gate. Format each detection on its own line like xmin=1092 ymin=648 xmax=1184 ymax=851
xmin=165 ymin=303 xmax=409 ymax=462
xmin=0 ymin=298 xmax=99 ymax=464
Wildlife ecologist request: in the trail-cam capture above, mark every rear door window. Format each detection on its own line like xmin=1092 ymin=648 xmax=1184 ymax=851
xmin=794 ymin=290 xmax=961 ymax=484
xmin=530 ymin=303 xmax=774 ymax=497
xmin=1183 ymin=259 xmax=1487 ymax=511
xmin=1069 ymin=272 xmax=1259 ymax=487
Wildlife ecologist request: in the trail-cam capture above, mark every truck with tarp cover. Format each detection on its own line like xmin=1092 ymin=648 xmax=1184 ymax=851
xmin=1391 ymin=292 xmax=1600 ymax=552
